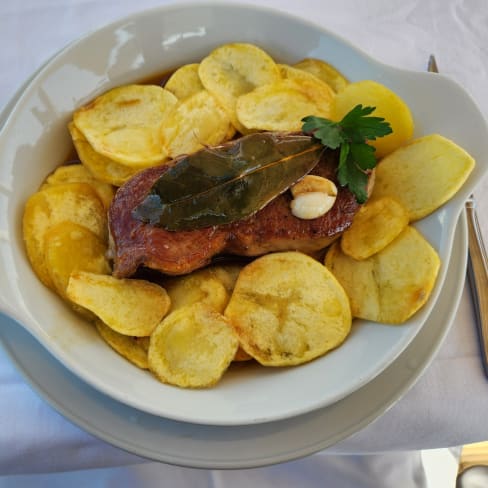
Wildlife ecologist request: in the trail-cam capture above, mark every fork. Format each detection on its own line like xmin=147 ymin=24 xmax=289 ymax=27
xmin=428 ymin=55 xmax=488 ymax=378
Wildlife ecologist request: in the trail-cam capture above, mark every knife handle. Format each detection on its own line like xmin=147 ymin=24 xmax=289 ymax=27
xmin=466 ymin=198 xmax=488 ymax=378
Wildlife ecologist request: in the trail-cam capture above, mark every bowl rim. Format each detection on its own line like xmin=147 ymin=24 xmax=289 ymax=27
xmin=1 ymin=1 xmax=487 ymax=426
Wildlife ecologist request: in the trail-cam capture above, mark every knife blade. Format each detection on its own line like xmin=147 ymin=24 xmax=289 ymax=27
xmin=428 ymin=54 xmax=488 ymax=378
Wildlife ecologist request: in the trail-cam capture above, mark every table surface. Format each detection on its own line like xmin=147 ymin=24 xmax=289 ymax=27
xmin=1 ymin=0 xmax=488 ymax=477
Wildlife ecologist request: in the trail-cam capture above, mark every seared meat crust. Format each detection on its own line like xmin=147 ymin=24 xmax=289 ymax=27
xmin=109 ymin=151 xmax=360 ymax=277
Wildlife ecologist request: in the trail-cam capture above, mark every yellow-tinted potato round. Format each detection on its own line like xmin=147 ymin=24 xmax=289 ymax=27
xmin=44 ymin=222 xmax=111 ymax=299
xmin=341 ymin=197 xmax=409 ymax=260
xmin=233 ymin=347 xmax=253 ymax=362
xmin=326 ymin=226 xmax=440 ymax=324
xmin=332 ymin=80 xmax=414 ymax=158
xmin=207 ymin=263 xmax=244 ymax=294
xmin=164 ymin=267 xmax=229 ymax=313
xmin=68 ymin=122 xmax=142 ymax=186
xmin=162 ymin=90 xmax=233 ymax=159
xmin=325 ymin=242 xmax=380 ymax=320
xmin=236 ymin=80 xmax=329 ymax=132
xmin=224 ymin=252 xmax=352 ymax=366
xmin=73 ymin=84 xmax=177 ymax=167
xmin=279 ymin=64 xmax=335 ymax=116
xmin=164 ymin=63 xmax=204 ymax=100
xmin=373 ymin=134 xmax=476 ymax=221
xmin=66 ymin=271 xmax=171 ymax=336
xmin=42 ymin=163 xmax=115 ymax=210
xmin=198 ymin=43 xmax=281 ymax=131
xmin=95 ymin=320 xmax=149 ymax=369
xmin=148 ymin=304 xmax=239 ymax=388
xmin=169 ymin=263 xmax=251 ymax=363
xmin=23 ymin=183 xmax=107 ymax=288
xmin=293 ymin=58 xmax=349 ymax=93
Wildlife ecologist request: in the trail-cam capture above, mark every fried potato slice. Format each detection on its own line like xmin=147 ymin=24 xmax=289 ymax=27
xmin=236 ymin=79 xmax=329 ymax=131
xmin=164 ymin=63 xmax=204 ymax=100
xmin=95 ymin=320 xmax=149 ymax=369
xmin=293 ymin=58 xmax=349 ymax=93
xmin=233 ymin=347 xmax=253 ymax=362
xmin=42 ymin=163 xmax=115 ymax=210
xmin=164 ymin=267 xmax=229 ymax=313
xmin=332 ymin=80 xmax=414 ymax=158
xmin=206 ymin=263 xmax=244 ymax=294
xmin=224 ymin=252 xmax=352 ymax=366
xmin=341 ymin=196 xmax=409 ymax=260
xmin=325 ymin=226 xmax=440 ymax=323
xmin=45 ymin=222 xmax=111 ymax=299
xmin=148 ymin=304 xmax=239 ymax=388
xmin=66 ymin=271 xmax=171 ymax=336
xmin=206 ymin=263 xmax=252 ymax=362
xmin=162 ymin=90 xmax=233 ymax=158
xmin=68 ymin=122 xmax=141 ymax=186
xmin=73 ymin=84 xmax=177 ymax=167
xmin=23 ymin=183 xmax=107 ymax=288
xmin=199 ymin=43 xmax=281 ymax=131
xmin=372 ymin=134 xmax=476 ymax=221
xmin=279 ymin=64 xmax=335 ymax=116
xmin=325 ymin=242 xmax=380 ymax=320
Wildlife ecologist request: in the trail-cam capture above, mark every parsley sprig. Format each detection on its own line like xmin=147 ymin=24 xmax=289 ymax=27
xmin=302 ymin=105 xmax=392 ymax=203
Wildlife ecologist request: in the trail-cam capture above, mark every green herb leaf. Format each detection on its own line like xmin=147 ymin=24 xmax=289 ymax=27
xmin=302 ymin=116 xmax=343 ymax=149
xmin=133 ymin=133 xmax=324 ymax=231
xmin=302 ymin=105 xmax=392 ymax=202
xmin=349 ymin=142 xmax=377 ymax=170
xmin=338 ymin=157 xmax=369 ymax=204
xmin=340 ymin=105 xmax=392 ymax=141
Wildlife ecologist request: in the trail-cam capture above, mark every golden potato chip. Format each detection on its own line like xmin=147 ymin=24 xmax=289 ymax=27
xmin=206 ymin=263 xmax=244 ymax=294
xmin=164 ymin=63 xmax=204 ymax=100
xmin=236 ymin=80 xmax=329 ymax=131
xmin=341 ymin=196 xmax=409 ymax=260
xmin=23 ymin=183 xmax=107 ymax=288
xmin=95 ymin=320 xmax=149 ymax=369
xmin=68 ymin=122 xmax=142 ymax=186
xmin=372 ymin=134 xmax=476 ymax=221
xmin=164 ymin=267 xmax=229 ymax=313
xmin=162 ymin=90 xmax=233 ymax=158
xmin=279 ymin=64 xmax=335 ymax=116
xmin=332 ymin=80 xmax=414 ymax=158
xmin=148 ymin=304 xmax=239 ymax=388
xmin=136 ymin=336 xmax=150 ymax=352
xmin=73 ymin=84 xmax=177 ymax=167
xmin=205 ymin=264 xmax=252 ymax=362
xmin=45 ymin=222 xmax=111 ymax=299
xmin=293 ymin=58 xmax=349 ymax=92
xmin=233 ymin=347 xmax=253 ymax=362
xmin=42 ymin=163 xmax=115 ymax=210
xmin=199 ymin=43 xmax=281 ymax=131
xmin=325 ymin=242 xmax=380 ymax=320
xmin=162 ymin=264 xmax=252 ymax=362
xmin=66 ymin=271 xmax=171 ymax=336
xmin=326 ymin=226 xmax=440 ymax=323
xmin=224 ymin=252 xmax=351 ymax=366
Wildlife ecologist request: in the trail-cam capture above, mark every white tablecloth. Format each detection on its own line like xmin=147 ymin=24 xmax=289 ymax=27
xmin=1 ymin=0 xmax=488 ymax=485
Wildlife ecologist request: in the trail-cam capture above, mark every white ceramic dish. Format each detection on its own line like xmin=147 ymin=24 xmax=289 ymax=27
xmin=0 ymin=214 xmax=468 ymax=468
xmin=0 ymin=2 xmax=486 ymax=426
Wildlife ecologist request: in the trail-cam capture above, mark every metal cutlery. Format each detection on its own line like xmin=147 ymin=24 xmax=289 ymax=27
xmin=428 ymin=54 xmax=488 ymax=378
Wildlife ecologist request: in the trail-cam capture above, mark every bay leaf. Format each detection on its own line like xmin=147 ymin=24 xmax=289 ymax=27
xmin=133 ymin=132 xmax=324 ymax=230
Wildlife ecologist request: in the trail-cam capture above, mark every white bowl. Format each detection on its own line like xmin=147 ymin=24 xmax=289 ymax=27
xmin=0 ymin=2 xmax=487 ymax=426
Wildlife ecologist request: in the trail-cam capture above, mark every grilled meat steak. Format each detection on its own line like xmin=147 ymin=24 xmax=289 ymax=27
xmin=109 ymin=150 xmax=361 ymax=277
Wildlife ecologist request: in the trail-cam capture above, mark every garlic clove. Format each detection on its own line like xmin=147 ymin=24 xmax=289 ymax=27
xmin=290 ymin=191 xmax=337 ymax=220
xmin=291 ymin=175 xmax=337 ymax=198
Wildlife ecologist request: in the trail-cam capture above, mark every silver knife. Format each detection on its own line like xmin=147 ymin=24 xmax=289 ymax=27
xmin=428 ymin=54 xmax=488 ymax=378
